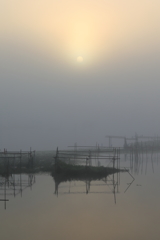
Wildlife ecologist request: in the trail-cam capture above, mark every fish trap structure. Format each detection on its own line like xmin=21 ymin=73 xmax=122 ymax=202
xmin=52 ymin=145 xmax=125 ymax=203
xmin=0 ymin=148 xmax=36 ymax=175
xmin=54 ymin=145 xmax=121 ymax=169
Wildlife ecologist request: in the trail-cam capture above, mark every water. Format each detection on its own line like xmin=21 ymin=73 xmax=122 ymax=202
xmin=0 ymin=153 xmax=160 ymax=240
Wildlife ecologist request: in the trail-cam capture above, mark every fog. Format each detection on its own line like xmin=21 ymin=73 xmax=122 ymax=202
xmin=0 ymin=1 xmax=160 ymax=150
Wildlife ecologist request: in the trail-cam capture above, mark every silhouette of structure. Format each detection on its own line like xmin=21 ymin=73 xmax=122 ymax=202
xmin=0 ymin=148 xmax=36 ymax=209
xmin=52 ymin=146 xmax=133 ymax=204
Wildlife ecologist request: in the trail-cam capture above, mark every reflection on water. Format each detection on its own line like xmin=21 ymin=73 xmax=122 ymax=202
xmin=0 ymin=151 xmax=160 ymax=240
xmin=124 ymin=150 xmax=160 ymax=175
xmin=53 ymin=169 xmax=134 ymax=205
xmin=53 ymin=173 xmax=120 ymax=203
xmin=0 ymin=173 xmax=35 ymax=209
xmin=0 ymin=169 xmax=134 ymax=209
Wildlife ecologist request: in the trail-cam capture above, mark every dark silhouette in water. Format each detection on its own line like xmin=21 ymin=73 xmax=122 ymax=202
xmin=52 ymin=160 xmax=126 ymax=199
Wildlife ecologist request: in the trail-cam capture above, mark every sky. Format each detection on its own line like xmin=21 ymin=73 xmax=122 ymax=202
xmin=0 ymin=0 xmax=160 ymax=150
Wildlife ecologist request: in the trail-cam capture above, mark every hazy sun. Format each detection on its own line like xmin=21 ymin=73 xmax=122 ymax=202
xmin=77 ymin=56 xmax=83 ymax=62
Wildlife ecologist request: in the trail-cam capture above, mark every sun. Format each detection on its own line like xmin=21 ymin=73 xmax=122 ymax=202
xmin=77 ymin=56 xmax=83 ymax=62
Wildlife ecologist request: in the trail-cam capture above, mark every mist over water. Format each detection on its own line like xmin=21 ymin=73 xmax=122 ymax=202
xmin=0 ymin=0 xmax=160 ymax=240
xmin=1 ymin=1 xmax=160 ymax=239
xmin=0 ymin=39 xmax=160 ymax=150
xmin=0 ymin=1 xmax=160 ymax=150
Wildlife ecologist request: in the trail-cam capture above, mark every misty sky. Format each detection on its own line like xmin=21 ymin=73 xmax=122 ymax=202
xmin=0 ymin=0 xmax=160 ymax=150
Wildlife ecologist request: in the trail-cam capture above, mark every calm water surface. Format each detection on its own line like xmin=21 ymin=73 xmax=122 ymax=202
xmin=0 ymin=154 xmax=160 ymax=240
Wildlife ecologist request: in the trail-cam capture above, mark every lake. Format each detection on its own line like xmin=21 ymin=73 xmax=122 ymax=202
xmin=0 ymin=152 xmax=160 ymax=240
